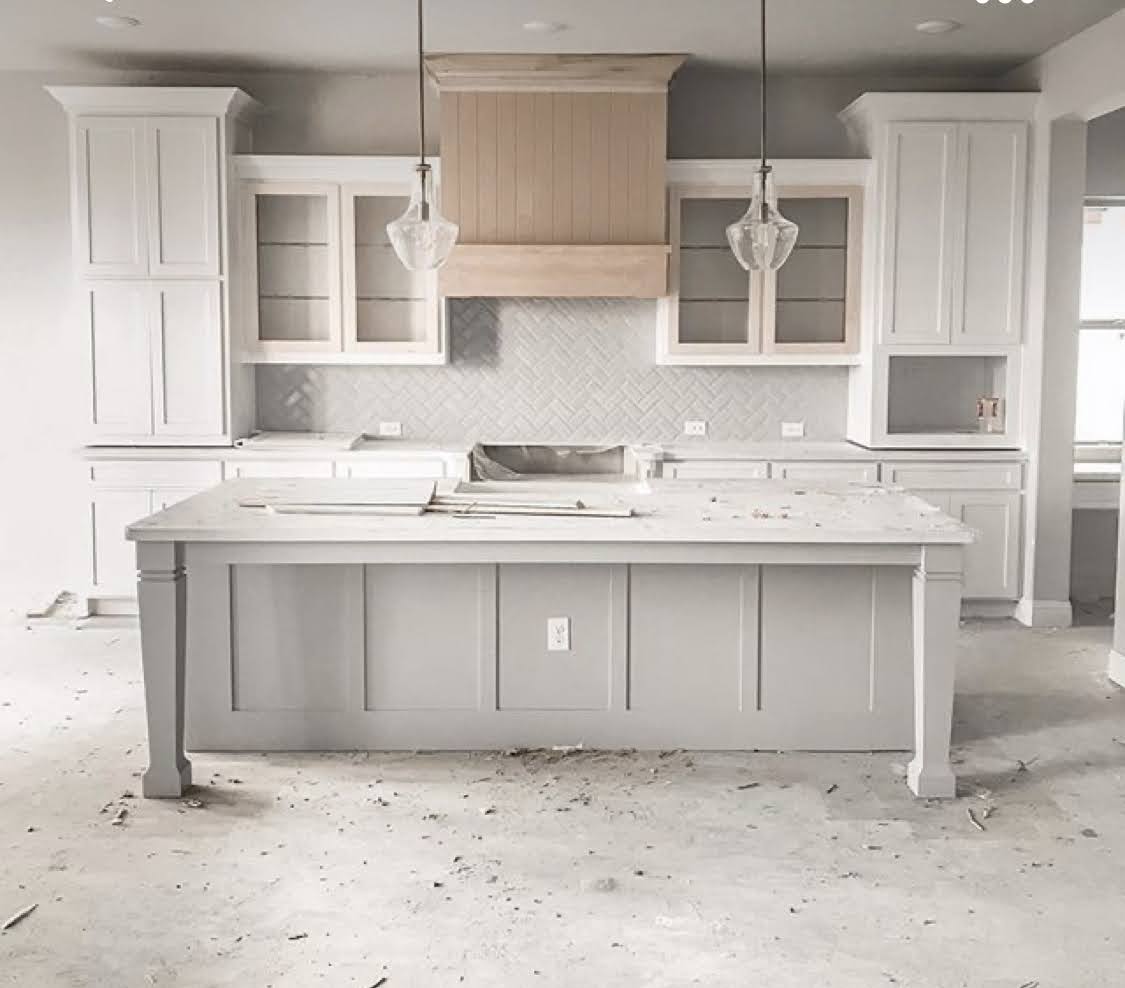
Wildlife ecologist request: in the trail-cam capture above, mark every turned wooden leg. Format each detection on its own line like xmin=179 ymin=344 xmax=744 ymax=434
xmin=137 ymin=541 xmax=191 ymax=798
xmin=907 ymin=545 xmax=963 ymax=799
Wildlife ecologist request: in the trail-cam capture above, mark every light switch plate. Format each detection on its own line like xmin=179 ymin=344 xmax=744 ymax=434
xmin=781 ymin=421 xmax=805 ymax=439
xmin=547 ymin=617 xmax=571 ymax=652
xmin=378 ymin=421 xmax=403 ymax=438
xmin=683 ymin=420 xmax=708 ymax=437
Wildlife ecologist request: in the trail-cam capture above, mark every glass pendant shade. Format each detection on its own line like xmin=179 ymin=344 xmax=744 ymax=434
xmin=726 ymin=168 xmax=799 ymax=272
xmin=386 ymin=166 xmax=458 ymax=272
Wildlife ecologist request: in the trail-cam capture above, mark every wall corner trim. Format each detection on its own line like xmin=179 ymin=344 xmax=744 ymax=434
xmin=1108 ymin=650 xmax=1125 ymax=689
xmin=1014 ymin=597 xmax=1074 ymax=629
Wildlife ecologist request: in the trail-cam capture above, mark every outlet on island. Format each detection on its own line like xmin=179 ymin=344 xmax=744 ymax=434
xmin=547 ymin=617 xmax=571 ymax=652
xmin=683 ymin=420 xmax=708 ymax=437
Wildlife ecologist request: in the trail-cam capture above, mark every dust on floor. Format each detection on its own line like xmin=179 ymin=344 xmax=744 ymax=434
xmin=0 ymin=618 xmax=1123 ymax=987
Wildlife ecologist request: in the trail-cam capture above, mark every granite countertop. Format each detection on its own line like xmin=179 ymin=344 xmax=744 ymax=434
xmin=128 ymin=476 xmax=975 ymax=547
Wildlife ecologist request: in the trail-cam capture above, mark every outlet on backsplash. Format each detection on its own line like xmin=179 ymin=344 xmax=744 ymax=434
xmin=781 ymin=421 xmax=806 ymax=439
xmin=683 ymin=420 xmax=708 ymax=437
xmin=378 ymin=421 xmax=403 ymax=438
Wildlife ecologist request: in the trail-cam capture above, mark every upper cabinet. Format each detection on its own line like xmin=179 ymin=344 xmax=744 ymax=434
xmin=840 ymin=93 xmax=1036 ymax=450
xmin=658 ymin=160 xmax=868 ymax=365
xmin=71 ymin=115 xmax=221 ymax=280
xmin=50 ymin=86 xmax=259 ymax=446
xmin=842 ymin=95 xmax=1034 ymax=349
xmin=236 ymin=157 xmax=446 ymax=365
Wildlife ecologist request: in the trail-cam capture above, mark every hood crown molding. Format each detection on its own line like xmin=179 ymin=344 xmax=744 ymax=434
xmin=425 ymin=53 xmax=686 ymax=93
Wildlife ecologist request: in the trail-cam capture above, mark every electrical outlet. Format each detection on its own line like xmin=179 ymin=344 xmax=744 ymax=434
xmin=377 ymin=421 xmax=403 ymax=438
xmin=781 ymin=421 xmax=805 ymax=439
xmin=547 ymin=617 xmax=571 ymax=652
xmin=683 ymin=420 xmax=708 ymax=437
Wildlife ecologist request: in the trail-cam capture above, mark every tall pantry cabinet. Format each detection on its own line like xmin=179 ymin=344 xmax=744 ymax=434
xmin=49 ymin=87 xmax=259 ymax=445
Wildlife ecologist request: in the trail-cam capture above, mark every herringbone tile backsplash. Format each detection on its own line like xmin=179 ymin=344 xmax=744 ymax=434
xmin=256 ymin=298 xmax=848 ymax=442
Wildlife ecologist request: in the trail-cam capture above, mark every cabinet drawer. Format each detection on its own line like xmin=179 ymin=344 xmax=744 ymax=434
xmin=90 ymin=460 xmax=223 ymax=488
xmin=340 ymin=458 xmax=450 ymax=479
xmin=225 ymin=460 xmax=336 ymax=479
xmin=880 ymin=461 xmax=1022 ymax=490
xmin=770 ymin=461 xmax=878 ymax=483
xmin=663 ymin=460 xmax=769 ymax=480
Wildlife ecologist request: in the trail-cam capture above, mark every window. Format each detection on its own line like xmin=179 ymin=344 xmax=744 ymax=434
xmin=1076 ymin=202 xmax=1125 ymax=444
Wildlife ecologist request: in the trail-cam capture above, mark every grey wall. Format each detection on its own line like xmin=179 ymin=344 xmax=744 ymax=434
xmin=1087 ymin=106 xmax=1125 ymax=195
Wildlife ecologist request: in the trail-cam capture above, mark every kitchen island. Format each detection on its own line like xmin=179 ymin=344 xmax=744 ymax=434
xmin=127 ymin=477 xmax=973 ymax=799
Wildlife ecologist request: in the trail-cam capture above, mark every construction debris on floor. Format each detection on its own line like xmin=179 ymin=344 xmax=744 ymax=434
xmin=0 ymin=618 xmax=1123 ymax=987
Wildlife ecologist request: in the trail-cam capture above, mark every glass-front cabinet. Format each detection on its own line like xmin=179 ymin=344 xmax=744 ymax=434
xmin=658 ymin=171 xmax=863 ymax=365
xmin=237 ymin=158 xmax=446 ymax=364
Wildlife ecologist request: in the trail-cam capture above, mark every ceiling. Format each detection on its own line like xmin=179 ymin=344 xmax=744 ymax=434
xmin=2 ymin=0 xmax=1123 ymax=77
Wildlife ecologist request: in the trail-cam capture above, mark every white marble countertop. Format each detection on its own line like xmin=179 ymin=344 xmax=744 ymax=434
xmin=127 ymin=477 xmax=975 ymax=546
xmin=85 ymin=437 xmax=1026 ymax=463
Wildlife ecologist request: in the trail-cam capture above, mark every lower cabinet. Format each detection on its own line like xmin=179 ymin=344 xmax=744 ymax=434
xmin=912 ymin=490 xmax=1022 ymax=600
xmin=224 ymin=459 xmax=336 ymax=479
xmin=770 ymin=460 xmax=879 ymax=483
xmin=88 ymin=460 xmax=223 ymax=596
xmin=663 ymin=460 xmax=769 ymax=480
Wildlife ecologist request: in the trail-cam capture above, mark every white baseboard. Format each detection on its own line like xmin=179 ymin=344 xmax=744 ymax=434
xmin=1109 ymin=650 xmax=1125 ymax=688
xmin=961 ymin=600 xmax=1017 ymax=620
xmin=1014 ymin=597 xmax=1074 ymax=629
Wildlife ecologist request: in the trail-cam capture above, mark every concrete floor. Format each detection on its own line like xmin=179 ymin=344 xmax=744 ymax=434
xmin=1 ymin=617 xmax=1123 ymax=988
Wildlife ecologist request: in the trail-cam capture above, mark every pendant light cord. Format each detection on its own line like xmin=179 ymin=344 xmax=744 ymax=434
xmin=416 ymin=0 xmax=426 ymax=169
xmin=759 ymin=0 xmax=768 ymax=172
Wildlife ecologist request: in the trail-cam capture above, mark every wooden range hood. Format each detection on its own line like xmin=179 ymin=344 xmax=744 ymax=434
xmin=426 ymin=54 xmax=685 ymax=298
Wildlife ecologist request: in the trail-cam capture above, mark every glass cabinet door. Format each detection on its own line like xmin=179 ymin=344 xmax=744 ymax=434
xmin=244 ymin=183 xmax=341 ymax=354
xmin=763 ymin=188 xmax=861 ymax=354
xmin=342 ymin=185 xmax=442 ymax=358
xmin=664 ymin=190 xmax=763 ymax=357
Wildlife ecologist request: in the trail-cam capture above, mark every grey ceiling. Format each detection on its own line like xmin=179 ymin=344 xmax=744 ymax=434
xmin=1 ymin=0 xmax=1123 ymax=76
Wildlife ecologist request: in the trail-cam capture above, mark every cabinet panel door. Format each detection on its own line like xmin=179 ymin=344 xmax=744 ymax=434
xmin=151 ymin=282 xmax=225 ymax=438
xmin=950 ymin=492 xmax=1021 ymax=599
xmin=147 ymin=117 xmax=220 ymax=278
xmin=90 ymin=488 xmax=151 ymax=593
xmin=663 ymin=460 xmax=769 ymax=480
xmin=952 ymin=123 xmax=1028 ymax=345
xmin=340 ymin=459 xmax=448 ymax=479
xmin=880 ymin=123 xmax=959 ymax=344
xmin=87 ymin=283 xmax=153 ymax=437
xmin=225 ymin=460 xmax=335 ymax=479
xmin=75 ymin=118 xmax=148 ymax=277
xmin=771 ymin=461 xmax=879 ymax=483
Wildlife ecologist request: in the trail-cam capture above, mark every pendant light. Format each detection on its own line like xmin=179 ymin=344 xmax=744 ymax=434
xmin=726 ymin=0 xmax=798 ymax=272
xmin=387 ymin=0 xmax=458 ymax=271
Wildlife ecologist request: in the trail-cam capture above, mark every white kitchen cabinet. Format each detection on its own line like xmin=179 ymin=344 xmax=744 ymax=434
xmin=88 ymin=460 xmax=223 ymax=596
xmin=951 ymin=492 xmax=1022 ymax=599
xmin=237 ymin=157 xmax=448 ymax=365
xmin=871 ymin=118 xmax=1027 ymax=347
xmin=339 ymin=458 xmax=453 ymax=480
xmin=658 ymin=160 xmax=869 ymax=366
xmin=662 ymin=460 xmax=770 ymax=480
xmin=952 ymin=123 xmax=1027 ymax=346
xmin=87 ymin=283 xmax=153 ymax=437
xmin=225 ymin=460 xmax=336 ymax=479
xmin=74 ymin=117 xmax=149 ymax=278
xmin=771 ymin=461 xmax=879 ymax=483
xmin=152 ymin=282 xmax=224 ymax=437
xmin=72 ymin=116 xmax=220 ymax=280
xmin=85 ymin=282 xmax=225 ymax=443
xmin=879 ymin=123 xmax=959 ymax=345
xmin=146 ymin=117 xmax=221 ymax=278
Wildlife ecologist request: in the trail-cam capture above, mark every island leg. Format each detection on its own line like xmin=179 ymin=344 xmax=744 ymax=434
xmin=137 ymin=541 xmax=192 ymax=798
xmin=907 ymin=545 xmax=963 ymax=799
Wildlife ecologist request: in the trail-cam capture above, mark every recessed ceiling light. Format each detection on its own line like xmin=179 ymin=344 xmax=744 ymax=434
xmin=915 ymin=18 xmax=962 ymax=34
xmin=522 ymin=20 xmax=568 ymax=34
xmin=95 ymin=14 xmax=140 ymax=28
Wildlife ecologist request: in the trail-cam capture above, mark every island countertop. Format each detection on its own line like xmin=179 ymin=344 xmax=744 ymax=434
xmin=127 ymin=477 xmax=975 ymax=546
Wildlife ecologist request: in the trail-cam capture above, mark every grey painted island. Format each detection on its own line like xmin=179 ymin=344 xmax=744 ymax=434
xmin=127 ymin=477 xmax=974 ymax=800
